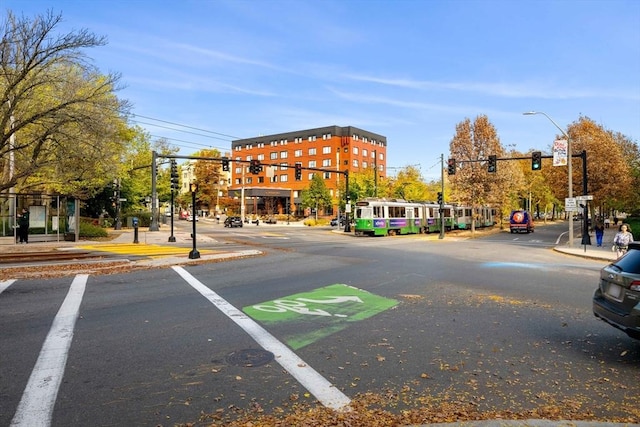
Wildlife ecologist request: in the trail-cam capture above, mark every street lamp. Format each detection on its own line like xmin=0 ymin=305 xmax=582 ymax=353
xmin=523 ymin=111 xmax=573 ymax=247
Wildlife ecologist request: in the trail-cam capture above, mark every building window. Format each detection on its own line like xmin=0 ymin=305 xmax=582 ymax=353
xmin=308 ymin=160 xmax=316 ymax=168
xmin=352 ymin=159 xmax=359 ymax=167
xmin=257 ymin=142 xmax=264 ymax=148
xmin=294 ymin=137 xmax=303 ymax=143
xmin=295 ymin=149 xmax=302 ymax=157
xmin=363 ymin=161 xmax=368 ymax=169
xmin=379 ymin=152 xmax=384 ymax=160
xmin=363 ymin=149 xmax=368 ymax=157
xmin=353 ymin=134 xmax=359 ymax=140
xmin=280 ymin=151 xmax=288 ymax=159
xmin=258 ymin=176 xmax=264 ymax=183
xmin=270 ymin=152 xmax=277 ymax=160
xmin=352 ymin=147 xmax=359 ymax=155
xmin=323 ymin=172 xmax=331 ymax=179
xmin=246 ymin=177 xmax=252 ymax=184
xmin=308 ymin=148 xmax=316 ymax=156
xmin=281 ymin=174 xmax=288 ymax=182
xmin=322 ymin=159 xmax=331 ymax=167
xmin=280 ymin=163 xmax=288 ymax=170
xmin=308 ymin=135 xmax=316 ymax=142
xmin=322 ymin=146 xmax=331 ymax=154
xmin=322 ymin=133 xmax=332 ymax=140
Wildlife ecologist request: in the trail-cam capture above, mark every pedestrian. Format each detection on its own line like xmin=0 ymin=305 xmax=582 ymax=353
xmin=604 ymin=217 xmax=610 ymax=228
xmin=594 ymin=222 xmax=604 ymax=247
xmin=17 ymin=208 xmax=29 ymax=244
xmin=613 ymin=223 xmax=634 ymax=258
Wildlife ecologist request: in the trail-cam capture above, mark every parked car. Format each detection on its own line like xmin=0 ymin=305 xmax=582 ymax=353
xmin=179 ymin=211 xmax=189 ymax=220
xmin=186 ymin=214 xmax=198 ymax=222
xmin=593 ymin=242 xmax=640 ymax=339
xmin=331 ymin=216 xmax=346 ymax=227
xmin=224 ymin=216 xmax=243 ymax=228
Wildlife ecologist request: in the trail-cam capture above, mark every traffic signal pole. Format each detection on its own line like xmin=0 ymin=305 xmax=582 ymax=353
xmin=439 ymin=154 xmax=445 ymax=240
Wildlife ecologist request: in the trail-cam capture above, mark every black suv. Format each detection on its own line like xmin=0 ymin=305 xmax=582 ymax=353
xmin=224 ymin=216 xmax=243 ymax=228
xmin=593 ymin=242 xmax=640 ymax=339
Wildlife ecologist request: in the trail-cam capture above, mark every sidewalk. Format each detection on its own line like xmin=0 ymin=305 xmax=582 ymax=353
xmin=553 ymin=237 xmax=618 ymax=262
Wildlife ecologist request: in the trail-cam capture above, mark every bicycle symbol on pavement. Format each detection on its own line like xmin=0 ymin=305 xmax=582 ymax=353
xmin=251 ymin=296 xmax=363 ymax=318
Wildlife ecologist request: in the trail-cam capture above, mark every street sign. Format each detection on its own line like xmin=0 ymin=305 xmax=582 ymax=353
xmin=576 ymin=195 xmax=593 ymax=201
xmin=565 ymin=197 xmax=578 ymax=212
xmin=118 ymin=198 xmax=127 ymax=202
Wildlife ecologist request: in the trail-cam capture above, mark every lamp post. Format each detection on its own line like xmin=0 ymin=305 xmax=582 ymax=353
xmin=523 ymin=111 xmax=573 ymax=247
xmin=188 ymin=182 xmax=200 ymax=259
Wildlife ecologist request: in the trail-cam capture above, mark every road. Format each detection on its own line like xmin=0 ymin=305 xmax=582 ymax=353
xmin=1 ymin=221 xmax=638 ymax=426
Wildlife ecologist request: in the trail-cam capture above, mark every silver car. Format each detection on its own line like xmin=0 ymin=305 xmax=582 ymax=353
xmin=593 ymin=242 xmax=640 ymax=339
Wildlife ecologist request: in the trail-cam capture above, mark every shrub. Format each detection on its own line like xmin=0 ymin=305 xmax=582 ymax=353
xmin=79 ymin=221 xmax=108 ymax=238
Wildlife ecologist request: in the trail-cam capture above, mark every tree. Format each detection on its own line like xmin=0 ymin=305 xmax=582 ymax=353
xmin=388 ymin=165 xmax=429 ymax=201
xmin=192 ymin=148 xmax=223 ymax=215
xmin=449 ymin=115 xmax=507 ymax=233
xmin=301 ymin=173 xmax=332 ymax=220
xmin=1 ymin=10 xmax=130 ymax=196
xmin=543 ymin=116 xmax=634 ymax=218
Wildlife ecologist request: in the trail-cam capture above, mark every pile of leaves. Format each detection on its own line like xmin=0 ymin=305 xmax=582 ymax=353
xmin=184 ymin=389 xmax=639 ymax=426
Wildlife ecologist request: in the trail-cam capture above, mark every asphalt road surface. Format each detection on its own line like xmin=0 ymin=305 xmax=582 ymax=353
xmin=1 ymin=222 xmax=638 ymax=426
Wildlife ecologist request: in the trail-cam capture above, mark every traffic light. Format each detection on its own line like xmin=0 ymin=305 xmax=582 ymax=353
xmin=295 ymin=163 xmax=302 ymax=180
xmin=437 ymin=192 xmax=443 ymax=204
xmin=531 ymin=151 xmax=542 ymax=171
xmin=488 ymin=155 xmax=497 ymax=173
xmin=221 ymin=157 xmax=230 ymax=172
xmin=447 ymin=158 xmax=456 ymax=175
xmin=170 ymin=159 xmax=179 ymax=190
xmin=250 ymin=159 xmax=261 ymax=174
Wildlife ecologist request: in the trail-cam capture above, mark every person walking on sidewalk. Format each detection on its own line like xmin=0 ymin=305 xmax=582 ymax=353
xmin=594 ymin=221 xmax=605 ymax=247
xmin=613 ymin=223 xmax=633 ymax=258
xmin=17 ymin=208 xmax=30 ymax=244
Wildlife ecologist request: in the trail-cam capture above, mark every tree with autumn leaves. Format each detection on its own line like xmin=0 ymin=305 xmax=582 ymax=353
xmin=444 ymin=114 xmax=638 ymax=230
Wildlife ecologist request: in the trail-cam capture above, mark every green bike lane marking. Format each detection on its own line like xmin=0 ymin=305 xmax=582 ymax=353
xmin=243 ymin=284 xmax=398 ymax=350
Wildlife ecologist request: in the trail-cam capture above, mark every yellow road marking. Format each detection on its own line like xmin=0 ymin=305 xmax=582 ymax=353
xmin=79 ymin=244 xmax=217 ymax=257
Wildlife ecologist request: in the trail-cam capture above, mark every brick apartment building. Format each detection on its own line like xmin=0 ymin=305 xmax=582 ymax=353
xmin=229 ymin=125 xmax=387 ymax=218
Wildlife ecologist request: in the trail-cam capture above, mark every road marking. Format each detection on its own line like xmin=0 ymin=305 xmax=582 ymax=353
xmin=171 ymin=266 xmax=351 ymax=411
xmin=11 ymin=274 xmax=88 ymax=427
xmin=243 ymin=284 xmax=398 ymax=349
xmin=79 ymin=243 xmax=216 ymax=257
xmin=0 ymin=279 xmax=16 ymax=295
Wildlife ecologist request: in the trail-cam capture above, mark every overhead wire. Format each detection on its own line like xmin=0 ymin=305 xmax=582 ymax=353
xmin=128 ymin=113 xmax=242 ymax=154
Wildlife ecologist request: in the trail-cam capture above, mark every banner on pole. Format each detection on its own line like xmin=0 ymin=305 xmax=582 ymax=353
xmin=553 ymin=139 xmax=568 ymax=166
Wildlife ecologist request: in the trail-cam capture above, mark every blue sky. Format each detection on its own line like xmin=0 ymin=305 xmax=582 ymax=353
xmin=5 ymin=0 xmax=640 ymax=180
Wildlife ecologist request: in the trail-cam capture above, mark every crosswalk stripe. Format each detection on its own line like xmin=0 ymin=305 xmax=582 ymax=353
xmin=0 ymin=279 xmax=16 ymax=295
xmin=11 ymin=275 xmax=88 ymax=427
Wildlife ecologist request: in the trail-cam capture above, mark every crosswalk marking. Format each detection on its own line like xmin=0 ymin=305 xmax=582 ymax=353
xmin=0 ymin=279 xmax=16 ymax=295
xmin=11 ymin=274 xmax=88 ymax=427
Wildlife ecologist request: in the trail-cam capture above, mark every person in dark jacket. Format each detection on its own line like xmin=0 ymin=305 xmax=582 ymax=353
xmin=17 ymin=208 xmax=30 ymax=244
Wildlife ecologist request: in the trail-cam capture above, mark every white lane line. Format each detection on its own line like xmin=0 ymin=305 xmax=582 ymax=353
xmin=0 ymin=279 xmax=16 ymax=295
xmin=172 ymin=266 xmax=351 ymax=411
xmin=11 ymin=274 xmax=89 ymax=427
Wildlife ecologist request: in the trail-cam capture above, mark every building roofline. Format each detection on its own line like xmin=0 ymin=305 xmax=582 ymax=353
xmin=231 ymin=125 xmax=387 ymax=147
